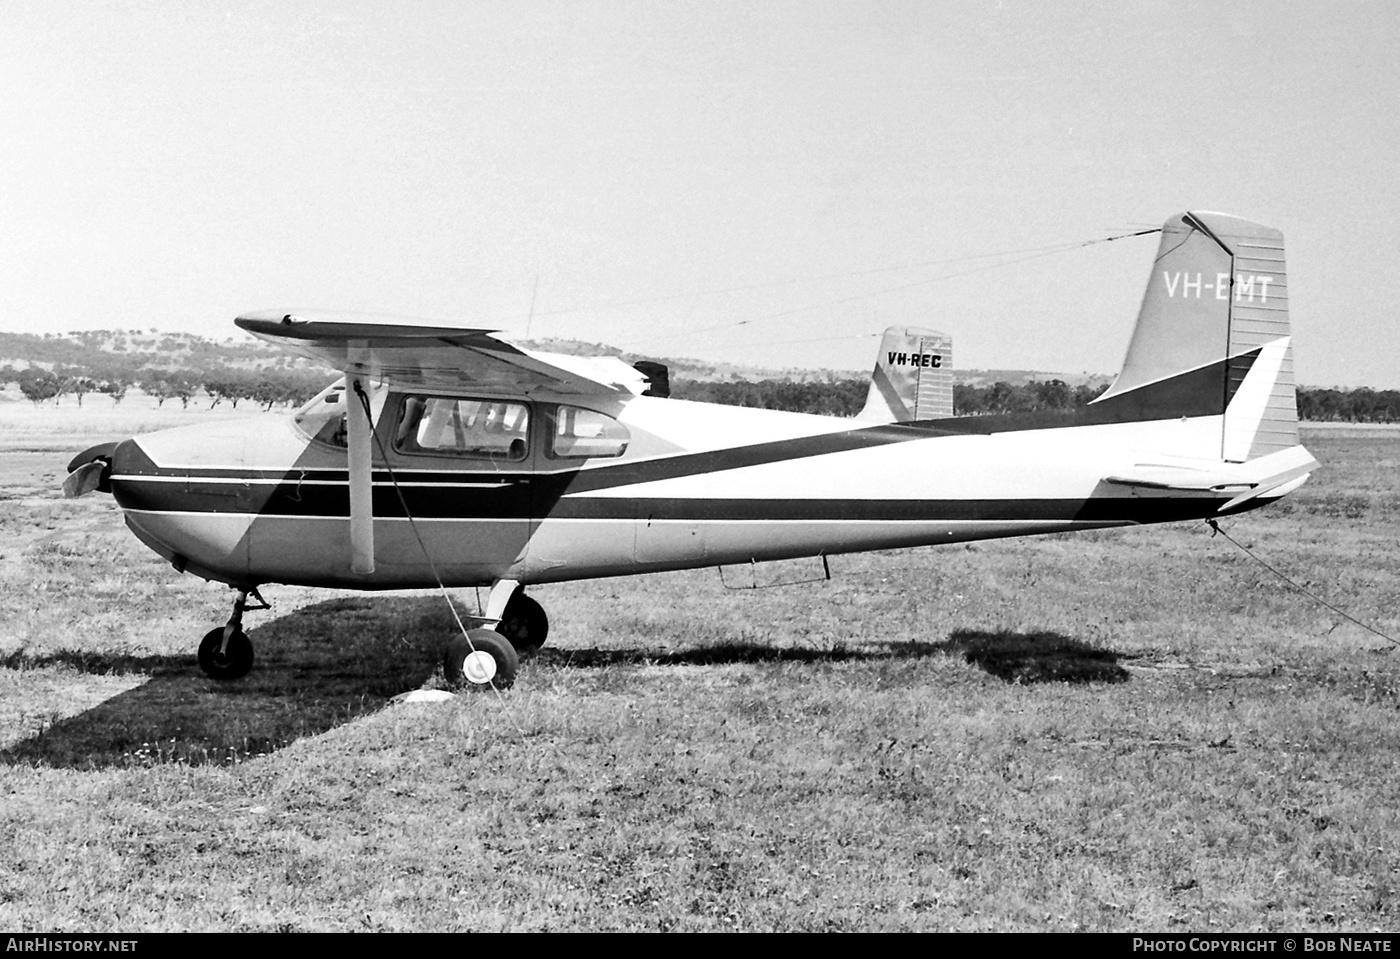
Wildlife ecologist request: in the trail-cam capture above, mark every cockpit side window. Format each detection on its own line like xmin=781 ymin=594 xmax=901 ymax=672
xmin=395 ymin=395 xmax=531 ymax=461
xmin=548 ymin=405 xmax=629 ymax=459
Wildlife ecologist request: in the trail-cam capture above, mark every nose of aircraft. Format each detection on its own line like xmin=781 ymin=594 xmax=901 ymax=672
xmin=62 ymin=440 xmax=124 ymax=498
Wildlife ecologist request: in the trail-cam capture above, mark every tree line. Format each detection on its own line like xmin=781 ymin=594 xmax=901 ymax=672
xmin=671 ymin=377 xmax=1111 ymax=416
xmin=1296 ymin=387 xmax=1400 ymax=423
xmin=3 ymin=325 xmax=1396 ymax=423
xmin=5 ymin=364 xmax=330 ymax=410
xmin=675 ymin=377 xmax=1400 ymax=422
xmin=0 ymin=328 xmax=327 ymax=410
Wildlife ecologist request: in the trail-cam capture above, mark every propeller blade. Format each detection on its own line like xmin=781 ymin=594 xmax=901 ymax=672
xmin=62 ymin=460 xmax=107 ymax=498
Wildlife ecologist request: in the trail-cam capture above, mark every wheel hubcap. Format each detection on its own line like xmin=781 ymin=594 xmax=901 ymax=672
xmin=463 ymin=650 xmax=496 ymax=684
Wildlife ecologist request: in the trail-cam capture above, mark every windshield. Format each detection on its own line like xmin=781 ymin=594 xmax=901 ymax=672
xmin=293 ymin=379 xmax=389 ymax=449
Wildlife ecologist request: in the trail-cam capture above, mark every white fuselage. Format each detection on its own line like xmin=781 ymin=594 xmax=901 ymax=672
xmin=106 ymin=390 xmax=1287 ymax=590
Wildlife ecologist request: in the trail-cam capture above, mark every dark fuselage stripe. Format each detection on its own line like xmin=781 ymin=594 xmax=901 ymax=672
xmin=109 ymin=351 xmax=1264 ymax=527
xmin=111 ymin=352 xmax=1260 ymax=504
xmin=111 ymin=475 xmax=1227 ymax=525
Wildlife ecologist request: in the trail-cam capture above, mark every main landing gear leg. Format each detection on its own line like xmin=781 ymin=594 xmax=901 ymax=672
xmin=489 ymin=579 xmax=550 ymax=657
xmin=442 ymin=579 xmax=550 ymax=689
xmin=197 ymin=587 xmax=268 ymax=681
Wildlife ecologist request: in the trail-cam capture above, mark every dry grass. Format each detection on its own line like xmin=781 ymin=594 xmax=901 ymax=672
xmin=0 ymin=422 xmax=1397 ymax=930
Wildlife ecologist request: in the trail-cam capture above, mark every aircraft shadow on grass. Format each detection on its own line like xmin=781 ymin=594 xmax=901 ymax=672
xmin=532 ymin=628 xmax=1128 ymax=686
xmin=1 ymin=596 xmax=449 ymax=770
xmin=1 ymin=602 xmax=1126 ymax=769
xmin=930 ymin=629 xmax=1130 ymax=685
xmin=530 ymin=642 xmax=941 ymax=668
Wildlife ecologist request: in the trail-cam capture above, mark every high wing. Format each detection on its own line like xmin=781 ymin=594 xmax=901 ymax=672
xmin=235 ymin=309 xmax=651 ymax=578
xmin=235 ymin=310 xmax=649 ymax=395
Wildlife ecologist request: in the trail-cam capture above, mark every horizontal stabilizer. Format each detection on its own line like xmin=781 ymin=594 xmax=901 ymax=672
xmin=1215 ymin=453 xmax=1318 ymax=512
xmin=1103 ymin=464 xmax=1255 ymax=493
xmin=1104 ymin=445 xmax=1318 ymax=509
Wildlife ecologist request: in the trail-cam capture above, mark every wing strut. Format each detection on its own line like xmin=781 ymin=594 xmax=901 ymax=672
xmin=347 ymin=368 xmax=375 ymax=574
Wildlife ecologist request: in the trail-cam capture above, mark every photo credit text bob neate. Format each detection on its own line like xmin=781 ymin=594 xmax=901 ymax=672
xmin=1134 ymin=941 xmax=1393 ymax=953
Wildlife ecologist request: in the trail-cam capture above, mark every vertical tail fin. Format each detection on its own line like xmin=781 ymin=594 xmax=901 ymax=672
xmin=1092 ymin=211 xmax=1299 ymax=462
xmin=856 ymin=326 xmax=954 ymax=422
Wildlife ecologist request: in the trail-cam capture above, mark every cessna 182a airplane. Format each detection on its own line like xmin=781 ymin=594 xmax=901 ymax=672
xmin=64 ymin=211 xmax=1317 ymax=689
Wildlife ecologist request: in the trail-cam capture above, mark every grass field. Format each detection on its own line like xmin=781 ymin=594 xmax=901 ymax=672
xmin=1 ymin=403 xmax=1397 ymax=931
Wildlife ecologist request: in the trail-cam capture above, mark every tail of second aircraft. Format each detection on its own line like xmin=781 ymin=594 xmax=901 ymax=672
xmin=856 ymin=326 xmax=954 ymax=423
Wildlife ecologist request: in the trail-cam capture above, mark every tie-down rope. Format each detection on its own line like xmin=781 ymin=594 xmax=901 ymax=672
xmin=354 ymin=383 xmax=524 ymax=721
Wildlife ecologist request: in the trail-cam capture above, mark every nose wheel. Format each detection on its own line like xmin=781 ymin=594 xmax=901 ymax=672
xmin=198 ymin=627 xmax=254 ymax=680
xmin=197 ymin=587 xmax=268 ymax=680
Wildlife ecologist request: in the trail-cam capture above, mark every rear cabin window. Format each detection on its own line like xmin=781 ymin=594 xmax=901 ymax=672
xmin=395 ymin=396 xmax=530 ymax=461
xmin=548 ymin=405 xmax=629 ymax=460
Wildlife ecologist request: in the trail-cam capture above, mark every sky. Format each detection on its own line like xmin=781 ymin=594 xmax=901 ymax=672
xmin=3 ymin=0 xmax=1397 ymax=388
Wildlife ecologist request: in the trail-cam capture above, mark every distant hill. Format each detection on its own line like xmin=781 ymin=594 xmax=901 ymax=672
xmin=508 ymin=336 xmax=866 ymax=384
xmin=511 ymin=339 xmax=1115 ymax=388
xmin=0 ymin=329 xmax=879 ymax=385
xmin=2 ymin=329 xmax=1393 ymax=422
xmin=0 ymin=329 xmax=1126 ymax=391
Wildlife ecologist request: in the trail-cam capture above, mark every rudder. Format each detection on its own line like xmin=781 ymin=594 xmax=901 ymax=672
xmin=1093 ymin=211 xmax=1298 ymax=462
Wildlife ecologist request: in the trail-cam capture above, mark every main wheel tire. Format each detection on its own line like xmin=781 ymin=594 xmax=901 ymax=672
xmin=197 ymin=627 xmax=254 ymax=680
xmin=497 ymin=592 xmax=549 ymax=655
xmin=444 ymin=628 xmax=519 ymax=690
